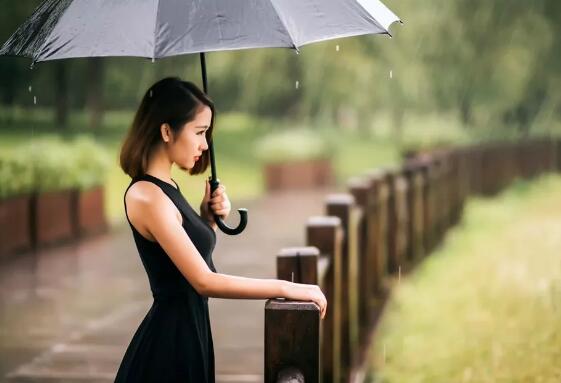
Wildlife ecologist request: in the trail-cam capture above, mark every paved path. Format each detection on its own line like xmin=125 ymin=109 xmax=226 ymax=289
xmin=0 ymin=188 xmax=336 ymax=382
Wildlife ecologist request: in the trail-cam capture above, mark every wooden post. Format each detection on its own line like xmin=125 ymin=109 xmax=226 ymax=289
xmin=326 ymin=194 xmax=360 ymax=381
xmin=384 ymin=169 xmax=399 ymax=274
xmin=403 ymin=160 xmax=425 ymax=262
xmin=555 ymin=139 xmax=561 ymax=173
xmin=307 ymin=216 xmax=342 ymax=383
xmin=364 ymin=170 xmax=389 ymax=293
xmin=277 ymin=247 xmax=320 ymax=284
xmin=419 ymin=158 xmax=435 ymax=253
xmin=348 ymin=177 xmax=374 ymax=340
xmin=402 ymin=162 xmax=417 ymax=262
xmin=265 ymin=300 xmax=320 ymax=383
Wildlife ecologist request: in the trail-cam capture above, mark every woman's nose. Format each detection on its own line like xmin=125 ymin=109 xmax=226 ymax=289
xmin=201 ymin=137 xmax=209 ymax=151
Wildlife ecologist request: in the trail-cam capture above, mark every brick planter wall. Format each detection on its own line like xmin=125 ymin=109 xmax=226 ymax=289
xmin=73 ymin=185 xmax=107 ymax=237
xmin=0 ymin=194 xmax=33 ymax=258
xmin=34 ymin=189 xmax=74 ymax=247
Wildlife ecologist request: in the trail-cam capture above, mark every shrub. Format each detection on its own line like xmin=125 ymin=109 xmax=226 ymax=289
xmin=0 ymin=149 xmax=34 ymax=199
xmin=254 ymin=128 xmax=331 ymax=163
xmin=0 ymin=136 xmax=111 ymax=199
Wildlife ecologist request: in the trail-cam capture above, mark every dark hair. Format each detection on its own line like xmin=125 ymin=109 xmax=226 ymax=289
xmin=120 ymin=77 xmax=215 ymax=179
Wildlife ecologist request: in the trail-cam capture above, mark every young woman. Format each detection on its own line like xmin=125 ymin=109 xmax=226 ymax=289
xmin=115 ymin=77 xmax=327 ymax=382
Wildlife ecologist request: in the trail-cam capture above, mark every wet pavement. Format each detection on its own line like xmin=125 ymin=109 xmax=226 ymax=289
xmin=0 ymin=188 xmax=334 ymax=382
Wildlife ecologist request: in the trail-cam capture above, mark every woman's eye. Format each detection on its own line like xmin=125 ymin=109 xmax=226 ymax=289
xmin=197 ymin=131 xmax=205 ymax=136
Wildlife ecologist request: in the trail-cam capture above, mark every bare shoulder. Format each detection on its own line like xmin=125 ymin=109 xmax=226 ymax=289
xmin=125 ymin=181 xmax=182 ymax=239
xmin=125 ymin=180 xmax=164 ymax=213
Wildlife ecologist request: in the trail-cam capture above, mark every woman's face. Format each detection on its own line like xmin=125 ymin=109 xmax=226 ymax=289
xmin=168 ymin=106 xmax=212 ymax=171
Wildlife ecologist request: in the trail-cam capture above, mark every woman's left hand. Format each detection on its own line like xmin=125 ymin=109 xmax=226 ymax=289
xmin=200 ymin=180 xmax=231 ymax=227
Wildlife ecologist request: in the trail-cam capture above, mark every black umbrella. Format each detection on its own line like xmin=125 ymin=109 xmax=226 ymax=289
xmin=1 ymin=0 xmax=401 ymax=235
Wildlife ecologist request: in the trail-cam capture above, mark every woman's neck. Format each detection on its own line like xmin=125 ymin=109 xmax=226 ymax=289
xmin=145 ymin=148 xmax=173 ymax=182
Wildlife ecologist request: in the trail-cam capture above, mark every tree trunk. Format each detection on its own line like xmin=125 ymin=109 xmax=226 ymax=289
xmin=54 ymin=61 xmax=68 ymax=128
xmin=86 ymin=58 xmax=104 ymax=130
xmin=459 ymin=94 xmax=472 ymax=127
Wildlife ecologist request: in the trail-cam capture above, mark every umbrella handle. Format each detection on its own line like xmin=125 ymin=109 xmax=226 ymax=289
xmin=209 ymin=177 xmax=248 ymax=235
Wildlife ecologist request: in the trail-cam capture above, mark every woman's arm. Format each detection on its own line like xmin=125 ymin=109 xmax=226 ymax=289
xmin=201 ymin=273 xmax=287 ymax=299
xmin=139 ymin=186 xmax=326 ymax=317
xmin=201 ymin=274 xmax=326 ymax=320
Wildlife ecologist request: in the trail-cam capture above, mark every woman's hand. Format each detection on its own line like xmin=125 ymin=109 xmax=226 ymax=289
xmin=283 ymin=282 xmax=327 ymax=319
xmin=200 ymin=179 xmax=231 ymax=229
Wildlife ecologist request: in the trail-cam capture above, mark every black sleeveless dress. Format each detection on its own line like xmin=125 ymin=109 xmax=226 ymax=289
xmin=115 ymin=173 xmax=217 ymax=382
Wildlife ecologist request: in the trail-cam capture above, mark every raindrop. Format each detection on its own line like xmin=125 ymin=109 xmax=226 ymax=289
xmin=29 ymin=62 xmax=35 ymax=70
xmin=390 ymin=70 xmax=393 ymax=79
xmin=149 ymin=89 xmax=153 ymax=98
xmin=295 ymin=80 xmax=299 ymax=89
xmin=33 ymin=96 xmax=37 ymax=105
xmin=336 ymin=45 xmax=340 ymax=52
xmin=398 ymin=265 xmax=401 ymax=282
xmin=291 ymin=272 xmax=294 ymax=282
xmin=28 ymin=85 xmax=32 ymax=93
xmin=151 ymin=57 xmax=155 ymax=63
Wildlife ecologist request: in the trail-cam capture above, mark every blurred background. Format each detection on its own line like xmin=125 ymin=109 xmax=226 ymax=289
xmin=1 ymin=0 xmax=560 ymax=225
xmin=1 ymin=0 xmax=561 ymax=382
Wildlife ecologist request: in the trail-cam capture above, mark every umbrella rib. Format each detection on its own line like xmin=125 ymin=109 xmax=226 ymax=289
xmin=268 ymin=0 xmax=299 ymax=51
xmin=28 ymin=0 xmax=74 ymax=63
xmin=152 ymin=0 xmax=161 ymax=60
xmin=354 ymin=0 xmax=401 ymax=35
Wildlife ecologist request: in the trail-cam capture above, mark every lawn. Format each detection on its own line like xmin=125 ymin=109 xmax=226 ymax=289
xmin=369 ymin=174 xmax=561 ymax=382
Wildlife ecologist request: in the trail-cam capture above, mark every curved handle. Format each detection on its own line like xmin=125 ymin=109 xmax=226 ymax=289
xmin=209 ymin=177 xmax=248 ymax=235
xmin=214 ymin=208 xmax=248 ymax=235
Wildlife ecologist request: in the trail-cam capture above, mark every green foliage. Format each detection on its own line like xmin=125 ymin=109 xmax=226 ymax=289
xmin=0 ymin=148 xmax=34 ymax=199
xmin=28 ymin=137 xmax=76 ymax=193
xmin=2 ymin=1 xmax=561 ymax=138
xmin=0 ymin=135 xmax=110 ymax=198
xmin=254 ymin=128 xmax=331 ymax=163
xmin=72 ymin=136 xmax=112 ymax=190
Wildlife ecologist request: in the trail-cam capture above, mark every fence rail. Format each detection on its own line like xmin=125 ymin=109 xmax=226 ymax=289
xmin=264 ymin=138 xmax=560 ymax=383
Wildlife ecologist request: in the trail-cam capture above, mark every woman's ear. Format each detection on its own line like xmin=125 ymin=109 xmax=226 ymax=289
xmin=160 ymin=123 xmax=171 ymax=143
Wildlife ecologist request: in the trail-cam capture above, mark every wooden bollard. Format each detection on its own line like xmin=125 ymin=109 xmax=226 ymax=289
xmin=277 ymin=246 xmax=320 ymax=284
xmin=440 ymin=151 xmax=453 ymax=231
xmin=555 ymin=139 xmax=561 ymax=172
xmin=422 ymin=158 xmax=437 ymax=252
xmin=455 ymin=148 xmax=468 ymax=224
xmin=326 ymin=194 xmax=360 ymax=380
xmin=402 ymin=161 xmax=417 ymax=262
xmin=432 ymin=153 xmax=446 ymax=242
xmin=384 ymin=169 xmax=399 ymax=274
xmin=403 ymin=160 xmax=425 ymax=261
xmin=307 ymin=216 xmax=342 ymax=383
xmin=395 ymin=173 xmax=409 ymax=269
xmin=348 ymin=176 xmax=376 ymax=339
xmin=364 ymin=169 xmax=389 ymax=292
xmin=265 ymin=300 xmax=320 ymax=383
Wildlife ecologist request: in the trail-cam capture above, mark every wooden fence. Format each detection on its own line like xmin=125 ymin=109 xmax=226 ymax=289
xmin=264 ymin=138 xmax=559 ymax=383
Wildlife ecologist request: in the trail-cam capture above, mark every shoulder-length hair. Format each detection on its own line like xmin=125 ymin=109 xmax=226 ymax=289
xmin=120 ymin=77 xmax=215 ymax=179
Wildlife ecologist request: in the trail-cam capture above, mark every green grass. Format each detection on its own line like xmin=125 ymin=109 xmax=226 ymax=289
xmin=369 ymin=174 xmax=561 ymax=383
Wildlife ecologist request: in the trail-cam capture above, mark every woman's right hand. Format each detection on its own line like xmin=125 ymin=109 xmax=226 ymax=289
xmin=283 ymin=282 xmax=327 ymax=319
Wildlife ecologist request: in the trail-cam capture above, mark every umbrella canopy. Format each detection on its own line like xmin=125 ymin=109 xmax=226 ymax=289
xmin=0 ymin=0 xmax=401 ymax=235
xmin=0 ymin=0 xmax=400 ymax=62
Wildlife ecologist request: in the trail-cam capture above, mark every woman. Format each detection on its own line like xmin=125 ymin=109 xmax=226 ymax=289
xmin=115 ymin=77 xmax=327 ymax=382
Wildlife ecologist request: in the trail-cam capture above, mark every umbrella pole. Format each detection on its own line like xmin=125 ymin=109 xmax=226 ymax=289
xmin=199 ymin=53 xmax=218 ymax=184
xmin=199 ymin=52 xmax=248 ymax=235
